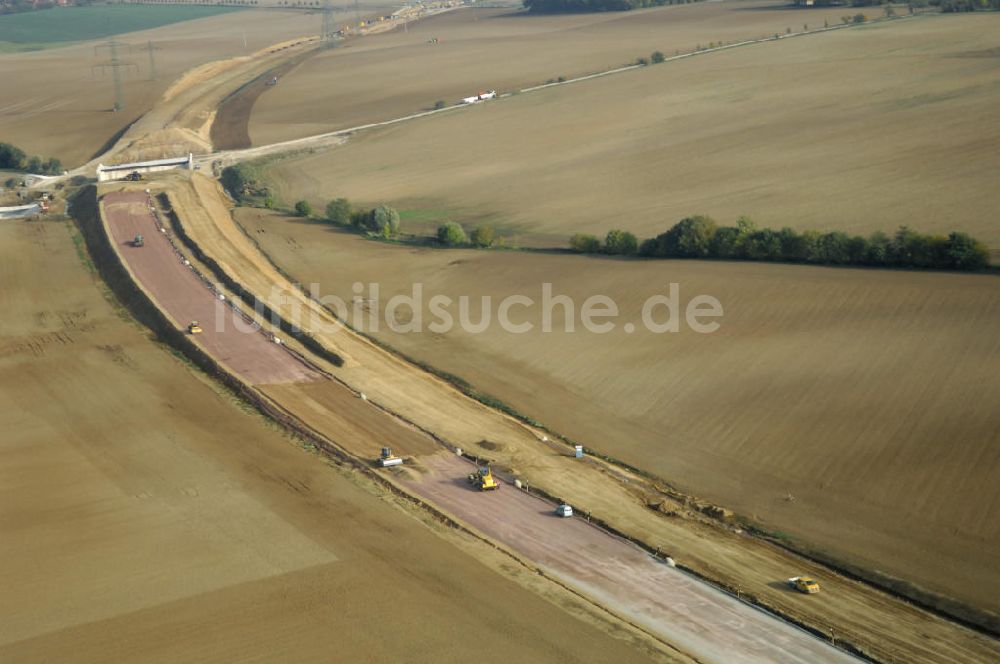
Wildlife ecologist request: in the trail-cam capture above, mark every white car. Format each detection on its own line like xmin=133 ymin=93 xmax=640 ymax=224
xmin=555 ymin=504 xmax=573 ymax=518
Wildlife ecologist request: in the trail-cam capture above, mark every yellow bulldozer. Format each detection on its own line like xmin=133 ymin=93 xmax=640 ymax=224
xmin=467 ymin=465 xmax=500 ymax=491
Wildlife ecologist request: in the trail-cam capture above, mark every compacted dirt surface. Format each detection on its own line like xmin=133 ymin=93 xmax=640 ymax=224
xmin=102 ymin=190 xmax=319 ymax=384
xmin=404 ymin=453 xmax=858 ymax=664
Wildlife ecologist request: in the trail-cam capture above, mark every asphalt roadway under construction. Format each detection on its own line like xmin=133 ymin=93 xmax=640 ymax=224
xmin=100 ymin=189 xmax=860 ymax=664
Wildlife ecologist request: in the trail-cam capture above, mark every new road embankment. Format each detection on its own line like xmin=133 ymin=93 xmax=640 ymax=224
xmin=88 ymin=176 xmax=872 ymax=664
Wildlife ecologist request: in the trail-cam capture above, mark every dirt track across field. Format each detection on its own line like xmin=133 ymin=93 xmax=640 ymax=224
xmin=101 ymin=190 xmax=319 ymax=384
xmin=404 ymin=453 xmax=858 ymax=664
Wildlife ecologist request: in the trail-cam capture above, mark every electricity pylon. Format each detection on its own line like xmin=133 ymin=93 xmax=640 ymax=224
xmin=93 ymin=40 xmax=137 ymax=112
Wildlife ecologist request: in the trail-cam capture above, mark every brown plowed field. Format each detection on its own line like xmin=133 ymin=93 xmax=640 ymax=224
xmin=238 ymin=209 xmax=1000 ymax=620
xmin=262 ymin=13 xmax=1000 ymax=254
xmin=0 ymin=215 xmax=666 ymax=663
xmin=0 ymin=9 xmax=320 ymax=167
xmin=249 ymin=1 xmax=857 ymax=146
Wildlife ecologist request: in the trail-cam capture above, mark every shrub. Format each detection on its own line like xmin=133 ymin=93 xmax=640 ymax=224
xmin=0 ymin=142 xmax=26 ymax=170
xmin=220 ymin=163 xmax=269 ymax=204
xmin=604 ymin=229 xmax=638 ymax=256
xmin=470 ymin=225 xmax=497 ymax=248
xmin=660 ymin=215 xmax=717 ymax=258
xmin=434 ymin=100 xmax=446 ymax=110
xmin=557 ymin=75 xmax=567 ymax=82
xmin=569 ymin=233 xmax=601 ymax=253
xmin=294 ymin=200 xmax=313 ymax=217
xmin=651 ymin=50 xmax=665 ymax=64
xmin=368 ymin=204 xmax=401 ymax=238
xmin=946 ymin=232 xmax=990 ymax=270
xmin=636 ymin=57 xmax=649 ymax=66
xmin=325 ymin=198 xmax=352 ymax=225
xmin=438 ymin=221 xmax=467 ymax=246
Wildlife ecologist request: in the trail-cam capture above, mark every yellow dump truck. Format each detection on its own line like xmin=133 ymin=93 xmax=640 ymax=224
xmin=788 ymin=576 xmax=821 ymax=594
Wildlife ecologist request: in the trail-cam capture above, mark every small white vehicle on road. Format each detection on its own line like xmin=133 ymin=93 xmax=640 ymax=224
xmin=461 ymin=90 xmax=496 ymax=104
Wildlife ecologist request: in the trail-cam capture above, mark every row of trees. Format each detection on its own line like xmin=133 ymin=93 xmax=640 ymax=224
xmin=437 ymin=221 xmax=498 ymax=248
xmin=309 ymin=197 xmax=402 ymax=238
xmin=319 ymin=196 xmax=500 ymax=248
xmin=570 ymin=216 xmax=992 ymax=271
xmin=0 ymin=143 xmax=62 ymax=176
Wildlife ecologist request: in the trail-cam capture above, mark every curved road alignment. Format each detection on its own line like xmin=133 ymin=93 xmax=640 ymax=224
xmin=101 ymin=184 xmax=863 ymax=663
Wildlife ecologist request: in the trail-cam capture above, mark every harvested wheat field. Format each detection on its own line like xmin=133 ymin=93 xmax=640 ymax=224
xmin=237 ymin=208 xmax=1000 ymax=617
xmin=0 ymin=216 xmax=667 ymax=663
xmin=262 ymin=13 xmax=1000 ymax=255
xmin=0 ymin=8 xmax=319 ymax=166
xmin=248 ymin=0 xmax=856 ymax=145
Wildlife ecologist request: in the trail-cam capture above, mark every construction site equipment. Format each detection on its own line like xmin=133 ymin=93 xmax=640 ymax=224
xmin=132 ymin=233 xmax=144 ymax=247
xmin=467 ymin=465 xmax=500 ymax=491
xmin=787 ymin=577 xmax=821 ymax=594
xmin=378 ymin=447 xmax=403 ymax=467
xmin=556 ymin=504 xmax=573 ymax=518
xmin=187 ymin=321 xmax=203 ymax=335
xmin=125 ymin=171 xmax=143 ymax=181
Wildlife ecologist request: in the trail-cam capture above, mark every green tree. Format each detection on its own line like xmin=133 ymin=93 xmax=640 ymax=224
xmin=865 ymin=231 xmax=891 ymax=265
xmin=745 ymin=228 xmax=783 ymax=260
xmin=815 ymin=231 xmax=852 ymax=264
xmin=325 ymin=198 xmax=352 ymax=225
xmin=368 ymin=204 xmax=401 ymax=238
xmin=569 ymin=233 xmax=601 ymax=253
xmin=0 ymin=143 xmax=26 ymax=170
xmin=651 ymin=50 xmax=665 ymax=64
xmin=709 ymin=226 xmax=743 ymax=259
xmin=847 ymin=235 xmax=869 ymax=264
xmin=438 ymin=221 xmax=467 ymax=246
xmin=26 ymin=156 xmax=43 ymax=173
xmin=294 ymin=200 xmax=313 ymax=217
xmin=662 ymin=215 xmax=717 ymax=257
xmin=220 ymin=163 xmax=266 ymax=204
xmin=946 ymin=232 xmax=990 ymax=270
xmin=604 ymin=229 xmax=638 ymax=256
xmin=470 ymin=225 xmax=497 ymax=248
